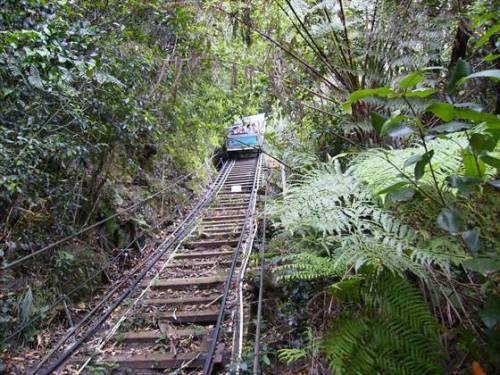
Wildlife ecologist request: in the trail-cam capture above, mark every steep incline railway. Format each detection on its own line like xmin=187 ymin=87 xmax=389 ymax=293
xmin=37 ymin=155 xmax=263 ymax=374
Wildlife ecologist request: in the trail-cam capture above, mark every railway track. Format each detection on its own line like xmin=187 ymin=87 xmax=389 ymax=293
xmin=37 ymin=155 xmax=263 ymax=374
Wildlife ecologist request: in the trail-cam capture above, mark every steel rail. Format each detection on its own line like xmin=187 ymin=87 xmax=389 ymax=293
xmin=6 ymin=160 xmax=226 ymax=346
xmin=2 ymin=211 xmax=176 ymax=346
xmin=203 ymin=153 xmax=262 ymax=375
xmin=74 ymin=159 xmax=235 ymax=375
xmin=253 ymin=179 xmax=268 ymax=374
xmin=30 ymin=211 xmax=179 ymax=372
xmin=38 ymin=161 xmax=233 ymax=374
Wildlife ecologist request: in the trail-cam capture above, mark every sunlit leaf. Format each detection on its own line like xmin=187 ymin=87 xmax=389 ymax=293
xmin=404 ymin=88 xmax=436 ymax=97
xmin=342 ymin=87 xmax=395 ymax=112
xmin=427 ymin=102 xmax=455 ymax=121
xmin=399 ymin=72 xmax=423 ymax=89
xmin=433 ymin=121 xmax=471 ymax=133
xmin=380 ymin=115 xmax=409 ymax=136
xmin=427 ymin=102 xmax=500 ymax=125
xmin=387 ymin=125 xmax=414 ymax=138
xmin=461 ymin=69 xmax=500 ymax=82
xmin=463 ymin=151 xmax=485 ymax=178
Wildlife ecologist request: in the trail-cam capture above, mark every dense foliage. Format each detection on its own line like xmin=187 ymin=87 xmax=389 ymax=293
xmin=1 ymin=0 xmax=499 ymax=374
xmin=0 ymin=0 xmax=271 ymax=350
xmin=260 ymin=0 xmax=499 ymax=374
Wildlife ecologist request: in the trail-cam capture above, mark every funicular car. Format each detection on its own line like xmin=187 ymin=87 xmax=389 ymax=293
xmin=225 ymin=113 xmax=266 ymax=153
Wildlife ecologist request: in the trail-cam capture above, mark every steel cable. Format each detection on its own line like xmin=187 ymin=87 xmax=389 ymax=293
xmin=2 ymin=194 xmax=180 ymax=346
xmin=2 ymin=161 xmax=225 ymax=346
xmin=39 ymin=160 xmax=232 ymax=374
xmin=3 ymin=173 xmax=193 ymax=270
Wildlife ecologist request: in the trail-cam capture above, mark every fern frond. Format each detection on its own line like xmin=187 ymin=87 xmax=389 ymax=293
xmin=324 ymin=273 xmax=443 ymax=375
xmin=351 ymin=134 xmax=477 ymax=198
xmin=270 ymin=160 xmax=461 ymax=278
xmin=274 ymin=252 xmax=344 ymax=281
xmin=277 ymin=347 xmax=308 ymax=365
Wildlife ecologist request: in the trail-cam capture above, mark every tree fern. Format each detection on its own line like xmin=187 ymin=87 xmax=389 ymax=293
xmin=324 ymin=273 xmax=443 ymax=375
xmin=351 ymin=135 xmax=469 ymax=195
xmin=270 ymin=160 xmax=465 ymax=280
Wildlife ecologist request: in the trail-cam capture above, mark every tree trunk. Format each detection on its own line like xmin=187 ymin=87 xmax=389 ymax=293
xmin=449 ymin=20 xmax=471 ymax=69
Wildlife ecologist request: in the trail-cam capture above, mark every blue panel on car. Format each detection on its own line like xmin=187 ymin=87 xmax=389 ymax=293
xmin=226 ymin=134 xmax=258 ymax=149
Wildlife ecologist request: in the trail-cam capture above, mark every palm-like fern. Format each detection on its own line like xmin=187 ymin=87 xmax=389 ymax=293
xmin=289 ymin=0 xmax=452 ymax=138
xmin=270 ymin=160 xmax=465 ymax=280
xmin=324 ymin=272 xmax=443 ymax=375
xmin=352 ymin=135 xmax=467 ymax=194
xmin=351 ymin=133 xmax=498 ymax=204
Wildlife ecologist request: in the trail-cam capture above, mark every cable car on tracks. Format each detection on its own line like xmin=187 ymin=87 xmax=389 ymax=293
xmin=225 ymin=113 xmax=265 ymax=155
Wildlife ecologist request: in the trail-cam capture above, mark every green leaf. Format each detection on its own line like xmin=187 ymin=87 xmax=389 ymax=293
xmin=437 ymin=208 xmax=464 ymax=234
xmin=461 ymin=228 xmax=480 ymax=252
xmin=376 ymin=181 xmax=409 ymax=195
xmin=463 ymin=257 xmax=500 ymax=276
xmin=387 ymin=187 xmax=415 ymax=202
xmin=427 ymin=102 xmax=500 ymax=125
xmin=404 ymin=88 xmax=436 ymax=97
xmin=404 ymin=153 xmax=423 ymax=168
xmin=463 ymin=151 xmax=485 ymax=177
xmin=446 ymin=175 xmax=481 ymax=194
xmin=380 ymin=115 xmax=409 ymax=136
xmin=94 ymin=71 xmax=125 ymax=87
xmin=484 ymin=53 xmax=500 ymax=62
xmin=433 ymin=121 xmax=471 ymax=134
xmin=330 ymin=277 xmax=363 ymax=293
xmin=447 ymin=59 xmax=472 ymax=92
xmin=2 ymin=87 xmax=14 ymax=97
xmin=480 ymin=295 xmax=500 ymax=329
xmin=457 ymin=108 xmax=500 ymax=125
xmin=477 ymin=24 xmax=500 ymax=48
xmin=386 ymin=125 xmax=414 ymax=138
xmin=262 ymin=354 xmax=271 ymax=366
xmin=414 ymin=150 xmax=434 ymax=181
xmin=462 ymin=69 xmax=500 ymax=82
xmin=370 ymin=112 xmax=386 ymax=134
xmin=480 ymin=153 xmax=500 ymax=169
xmin=342 ymin=87 xmax=395 ymax=112
xmin=399 ymin=72 xmax=423 ymax=89
xmin=427 ymin=102 xmax=455 ymax=121
xmin=470 ymin=133 xmax=497 ymax=153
